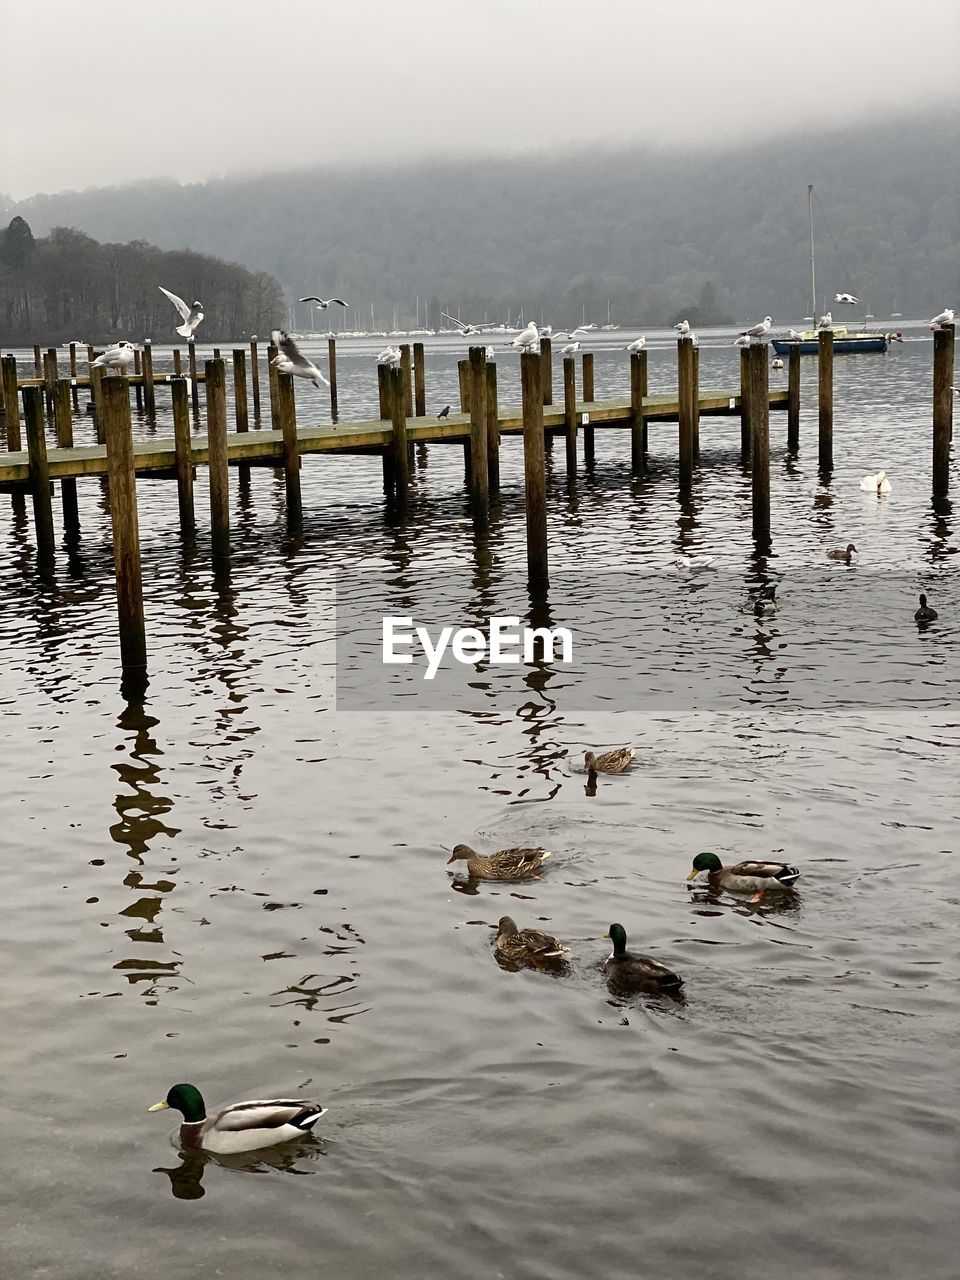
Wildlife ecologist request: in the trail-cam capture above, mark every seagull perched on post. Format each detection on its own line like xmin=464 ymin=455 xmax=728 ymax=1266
xmin=511 ymin=321 xmax=539 ymax=352
xmin=835 ymin=292 xmax=860 ymax=305
xmin=741 ymin=316 xmax=773 ymax=340
xmin=92 ymin=340 xmax=137 ymax=371
xmin=270 ymin=330 xmax=329 ymax=388
xmin=560 ymin=340 xmax=581 ymax=355
xmin=674 ymin=319 xmax=690 ymax=336
xmin=818 ymin=311 xmax=834 ymax=329
xmin=158 ymin=287 xmax=204 ymax=339
xmin=930 ymin=308 xmax=955 ymax=329
xmin=624 ymin=335 xmax=646 ymax=353
xmin=297 ymin=295 xmax=349 ymax=310
xmin=377 ymin=346 xmax=402 ymax=366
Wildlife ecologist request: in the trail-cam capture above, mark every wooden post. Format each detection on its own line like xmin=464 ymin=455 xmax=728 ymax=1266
xmin=818 ymin=330 xmax=833 ymax=471
xmin=739 ymin=346 xmax=752 ymax=464
xmin=933 ymin=323 xmax=955 ymax=496
xmin=457 ymin=359 xmax=471 ymax=413
xmin=277 ymin=371 xmax=302 ymax=522
xmin=521 ymin=350 xmax=548 ymax=586
xmin=468 ymin=345 xmax=489 ymax=508
xmin=485 ymin=359 xmax=500 ymax=492
xmin=213 ymin=347 xmax=221 ymax=360
xmin=2 ymin=356 xmax=20 ymax=450
xmin=101 ymin=376 xmax=147 ymax=677
xmin=787 ymin=344 xmax=800 ymax=452
xmin=631 ymin=350 xmax=647 ymax=474
xmin=69 ymin=342 xmax=80 ymax=409
xmin=400 ymin=344 xmax=413 ymax=417
xmin=141 ymin=341 xmax=156 ymax=414
xmin=54 ymin=378 xmax=79 ymax=534
xmin=205 ymin=359 xmax=230 ymax=556
xmin=23 ymin=387 xmax=55 ymax=569
xmin=44 ymin=348 xmax=58 ymax=413
xmin=89 ymin=365 xmax=105 ymax=444
xmin=413 ymin=341 xmax=426 ymax=416
xmin=327 ymin=336 xmax=338 ymax=422
xmin=678 ymin=339 xmax=695 ymax=482
xmin=133 ymin=349 xmax=144 ymax=410
xmin=33 ymin=344 xmax=42 ymax=380
xmin=250 ymin=338 xmax=261 ymax=421
xmin=563 ymin=355 xmax=577 ymax=478
xmin=188 ymin=341 xmax=200 ymax=413
xmin=173 ymin=348 xmax=182 ymax=375
xmin=232 ymin=349 xmax=249 ymax=432
xmin=581 ymin=352 xmax=595 ymax=467
xmin=388 ymin=366 xmax=410 ymax=501
xmin=750 ymin=343 xmax=770 ymax=543
xmin=540 ymin=336 xmax=553 ymax=406
xmin=171 ymin=377 xmax=194 ymax=535
xmin=691 ymin=343 xmax=700 ymax=462
xmin=267 ymin=340 xmax=281 ymax=431
xmin=377 ymin=363 xmax=395 ymax=492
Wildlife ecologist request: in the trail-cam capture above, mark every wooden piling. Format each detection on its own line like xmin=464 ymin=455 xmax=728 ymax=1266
xmin=749 ymin=343 xmax=770 ymax=542
xmin=521 ymin=350 xmax=548 ymax=586
xmin=468 ymin=346 xmax=489 ymax=508
xmin=133 ymin=349 xmax=144 ymax=410
xmin=89 ymin=364 xmax=105 ymax=443
xmin=44 ymin=348 xmax=58 ymax=413
xmin=205 ymin=359 xmax=230 ymax=556
xmin=582 ymin=352 xmax=595 ymax=467
xmin=932 ymin=323 xmax=955 ymax=496
xmin=739 ymin=346 xmax=752 ymax=463
xmin=101 ymin=376 xmax=147 ymax=676
xmin=173 ymin=348 xmax=182 ymax=375
xmin=54 ymin=378 xmax=79 ymax=534
xmin=818 ymin=330 xmax=834 ymax=471
xmin=277 ymin=371 xmax=302 ymax=523
xmin=563 ymin=355 xmax=577 ymax=477
xmin=413 ymin=342 xmax=426 ymax=417
xmin=457 ymin=359 xmax=471 ymax=413
xmin=540 ymin=336 xmax=553 ymax=406
xmin=388 ymin=366 xmax=410 ymax=501
xmin=69 ymin=342 xmax=80 ymax=409
xmin=400 ymin=344 xmax=413 ymax=418
xmin=692 ymin=343 xmax=700 ymax=462
xmin=678 ymin=339 xmax=695 ymax=482
xmin=250 ymin=338 xmax=261 ymax=420
xmin=267 ymin=341 xmax=281 ymax=431
xmin=631 ymin=350 xmax=647 ymax=473
xmin=33 ymin=344 xmax=42 ymax=380
xmin=485 ymin=360 xmax=500 ymax=492
xmin=141 ymin=341 xmax=156 ymax=414
xmin=171 ymin=377 xmax=194 ymax=535
xmin=23 ymin=387 xmax=55 ymax=568
xmin=232 ymin=348 xmax=249 ymax=433
xmin=787 ymin=344 xmax=800 ymax=452
xmin=327 ymin=336 xmax=338 ymax=422
xmin=213 ymin=347 xmax=221 ymax=360
xmin=188 ymin=341 xmax=200 ymax=413
xmin=2 ymin=356 xmax=20 ymax=450
xmin=377 ymin=364 xmax=396 ymax=492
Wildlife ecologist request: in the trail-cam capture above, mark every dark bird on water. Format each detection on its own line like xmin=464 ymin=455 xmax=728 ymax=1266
xmin=915 ymin=593 xmax=938 ymax=623
xmin=437 ymin=405 xmax=451 ymax=418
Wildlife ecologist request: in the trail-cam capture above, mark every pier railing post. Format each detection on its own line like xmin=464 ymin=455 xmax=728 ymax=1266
xmin=457 ymin=359 xmax=471 ymax=413
xmin=172 ymin=348 xmax=182 ymax=375
xmin=142 ymin=340 xmax=156 ymax=415
xmin=400 ymin=344 xmax=413 ymax=418
xmin=521 ymin=350 xmax=548 ymax=587
xmin=89 ymin=364 xmax=105 ymax=444
xmin=102 ymin=376 xmax=147 ymax=681
xmin=44 ymin=348 xmax=57 ymax=414
xmin=2 ymin=356 xmax=21 ymax=450
xmin=933 ymin=323 xmax=955 ymax=496
xmin=377 ymin=364 xmax=395 ymax=493
xmin=563 ymin=355 xmax=577 ymax=479
xmin=678 ymin=339 xmax=695 ymax=482
xmin=205 ymin=359 xmax=230 ymax=556
xmin=69 ymin=342 xmax=80 ymax=409
xmin=739 ymin=346 xmax=752 ymax=463
xmin=818 ymin=329 xmax=833 ymax=471
xmin=277 ymin=370 xmax=302 ymax=526
xmin=389 ymin=366 xmax=410 ymax=501
xmin=327 ymin=336 xmax=338 ymax=423
xmin=186 ymin=340 xmax=200 ymax=414
xmin=581 ymin=352 xmax=595 ymax=469
xmin=485 ymin=360 xmax=500 ymax=492
xmin=692 ymin=343 xmax=700 ymax=462
xmin=540 ymin=336 xmax=553 ymax=407
xmin=787 ymin=345 xmax=800 ymax=452
xmin=23 ymin=386 xmax=55 ymax=570
xmin=231 ymin=348 xmax=248 ymax=433
xmin=468 ymin=345 xmax=489 ymax=509
xmin=171 ymin=377 xmax=195 ymax=535
xmin=750 ymin=343 xmax=770 ymax=543
xmin=33 ymin=345 xmax=42 ymax=381
xmin=631 ymin=350 xmax=647 ymax=474
xmin=250 ymin=338 xmax=262 ymax=421
xmin=413 ymin=341 xmax=426 ymax=417
xmin=133 ymin=349 xmax=144 ymax=410
xmin=54 ymin=378 xmax=80 ymax=535
xmin=267 ymin=341 xmax=281 ymax=431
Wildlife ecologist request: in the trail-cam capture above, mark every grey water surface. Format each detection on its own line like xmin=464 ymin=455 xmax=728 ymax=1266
xmin=1 ymin=326 xmax=957 ymax=1279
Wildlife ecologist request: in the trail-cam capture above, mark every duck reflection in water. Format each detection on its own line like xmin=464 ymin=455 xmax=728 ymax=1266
xmin=154 ymin=1136 xmax=326 ymax=1200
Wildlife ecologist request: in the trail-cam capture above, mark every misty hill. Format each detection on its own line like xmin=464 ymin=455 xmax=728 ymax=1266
xmin=0 ymin=218 xmax=286 ymax=344
xmin=6 ymin=113 xmax=958 ymax=329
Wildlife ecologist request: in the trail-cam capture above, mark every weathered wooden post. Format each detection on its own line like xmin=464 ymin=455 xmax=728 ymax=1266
xmin=54 ymin=378 xmax=79 ymax=535
xmin=188 ymin=341 xmax=200 ymax=413
xmin=818 ymin=329 xmax=833 ymax=471
xmin=521 ymin=350 xmax=548 ymax=586
xmin=89 ymin=364 xmax=105 ymax=444
xmin=739 ymin=345 xmax=752 ymax=463
xmin=171 ymin=377 xmax=194 ymax=535
xmin=377 ymin=363 xmax=395 ymax=493
xmin=205 ymin=359 xmax=230 ymax=557
xmin=457 ymin=359 xmax=471 ymax=413
xmin=631 ymin=350 xmax=648 ymax=474
xmin=69 ymin=342 xmax=80 ymax=409
xmin=400 ymin=344 xmax=413 ymax=418
xmin=563 ymin=355 xmax=577 ymax=478
xmin=133 ymin=349 xmax=144 ymax=410
xmin=327 ymin=336 xmax=338 ymax=423
xmin=413 ymin=341 xmax=426 ymax=417
xmin=141 ymin=340 xmax=156 ymax=415
xmin=787 ymin=344 xmax=800 ymax=452
xmin=277 ymin=370 xmax=302 ymax=524
xmin=485 ymin=359 xmax=500 ymax=492
xmin=172 ymin=348 xmax=183 ymax=375
xmin=213 ymin=347 xmax=222 ymax=360
xmin=468 ymin=345 xmax=489 ymax=508
xmin=232 ymin=348 xmax=249 ymax=432
xmin=678 ymin=338 xmax=696 ymax=482
xmin=2 ymin=356 xmax=21 ymax=449
xmin=44 ymin=348 xmax=58 ymax=413
xmin=388 ymin=366 xmax=410 ymax=501
xmin=581 ymin=352 xmax=595 ymax=468
xmin=750 ymin=343 xmax=770 ymax=543
xmin=692 ymin=343 xmax=700 ymax=461
xmin=23 ymin=387 xmax=55 ymax=569
xmin=250 ymin=338 xmax=261 ymax=421
xmin=101 ymin=376 xmax=147 ymax=679
xmin=933 ymin=323 xmax=955 ymax=496
xmin=267 ymin=340 xmax=281 ymax=431
xmin=33 ymin=344 xmax=42 ymax=380
xmin=540 ymin=336 xmax=553 ymax=406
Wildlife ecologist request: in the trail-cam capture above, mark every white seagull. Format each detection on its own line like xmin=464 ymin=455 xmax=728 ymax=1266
xmin=92 ymin=340 xmax=137 ymax=371
xmin=484 ymin=346 xmax=496 ymax=361
xmin=376 ymin=345 xmax=402 ymax=367
xmin=625 ymin=335 xmax=646 ymax=353
xmin=511 ymin=321 xmax=540 ymax=352
xmin=298 ymin=295 xmax=349 ymax=310
xmin=741 ymin=316 xmax=773 ymax=339
xmin=835 ymin=292 xmax=860 ymax=305
xmin=788 ymin=329 xmax=802 ymax=339
xmin=818 ymin=311 xmax=834 ymax=329
xmin=930 ymin=308 xmax=955 ymax=328
xmin=270 ymin=330 xmax=329 ymax=388
xmin=674 ymin=319 xmax=691 ymax=336
xmin=440 ymin=312 xmax=495 ymax=336
xmin=561 ymin=341 xmax=581 ymax=355
xmin=734 ymin=334 xmax=752 ymax=348
xmin=159 ymin=287 xmax=204 ymax=339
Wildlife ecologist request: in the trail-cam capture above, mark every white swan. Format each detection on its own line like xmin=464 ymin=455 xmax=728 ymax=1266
xmin=859 ymin=469 xmax=892 ymax=494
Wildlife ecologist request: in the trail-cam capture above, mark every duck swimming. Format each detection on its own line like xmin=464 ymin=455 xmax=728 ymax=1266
xmin=149 ymin=1084 xmax=327 ymax=1155
xmin=604 ymin=923 xmax=683 ymax=993
xmin=584 ymin=747 xmax=635 ymax=774
xmin=827 ymin=543 xmax=858 ymax=562
xmin=915 ymin=594 xmax=938 ymax=622
xmin=494 ymin=916 xmax=568 ymax=967
xmin=687 ymin=851 xmax=800 ymax=896
xmin=447 ymin=844 xmax=551 ymax=880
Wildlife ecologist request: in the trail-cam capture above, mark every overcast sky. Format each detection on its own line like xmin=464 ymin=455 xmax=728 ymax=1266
xmin=3 ymin=0 xmax=957 ymax=200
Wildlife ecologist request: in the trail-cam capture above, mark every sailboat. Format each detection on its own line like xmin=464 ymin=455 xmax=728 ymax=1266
xmin=772 ymin=185 xmax=888 ymax=356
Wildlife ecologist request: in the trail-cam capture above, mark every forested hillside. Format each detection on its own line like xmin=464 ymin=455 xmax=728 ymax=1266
xmin=4 ymin=112 xmax=957 ymax=329
xmin=0 ymin=219 xmax=286 ymax=343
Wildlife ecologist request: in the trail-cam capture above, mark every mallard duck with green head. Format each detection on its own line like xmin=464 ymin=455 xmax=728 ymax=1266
xmin=447 ymin=844 xmax=551 ymax=880
xmin=604 ymin=923 xmax=683 ymax=992
xmin=584 ymin=747 xmax=635 ymax=774
xmin=495 ymin=915 xmax=568 ymax=966
xmin=687 ymin=851 xmax=800 ymax=896
xmin=149 ymin=1084 xmax=327 ymax=1155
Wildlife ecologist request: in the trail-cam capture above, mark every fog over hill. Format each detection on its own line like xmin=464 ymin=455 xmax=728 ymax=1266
xmin=5 ymin=113 xmax=958 ymax=329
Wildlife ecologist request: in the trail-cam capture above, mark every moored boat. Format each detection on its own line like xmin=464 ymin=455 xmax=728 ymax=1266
xmin=772 ymin=326 xmax=888 ymax=356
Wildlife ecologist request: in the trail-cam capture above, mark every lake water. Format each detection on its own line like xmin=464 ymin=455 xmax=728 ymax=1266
xmin=2 ymin=325 xmax=957 ymax=1279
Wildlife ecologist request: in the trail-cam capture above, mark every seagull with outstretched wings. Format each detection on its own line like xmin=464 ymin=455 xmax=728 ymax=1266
xmin=159 ymin=286 xmax=204 ymax=338
xmin=270 ymin=330 xmax=329 ymax=389
xmin=298 ymin=295 xmax=349 ymax=310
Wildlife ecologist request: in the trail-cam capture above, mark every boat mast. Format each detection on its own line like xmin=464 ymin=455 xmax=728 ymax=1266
xmin=808 ymin=183 xmax=816 ymax=325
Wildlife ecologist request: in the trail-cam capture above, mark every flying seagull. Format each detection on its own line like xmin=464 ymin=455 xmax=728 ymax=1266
xmin=674 ymin=319 xmax=690 ymax=336
xmin=159 ymin=286 xmax=204 ymax=339
xmin=835 ymin=292 xmax=860 ymax=305
xmin=741 ymin=316 xmax=773 ymax=339
xmin=270 ymin=329 xmax=329 ymax=388
xmin=624 ymin=335 xmax=646 ymax=353
xmin=440 ymin=312 xmax=496 ymax=336
xmin=298 ymin=295 xmax=349 ymax=310
xmin=92 ymin=340 xmax=137 ymax=371
xmin=511 ymin=321 xmax=539 ymax=352
xmin=930 ymin=308 xmax=955 ymax=328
